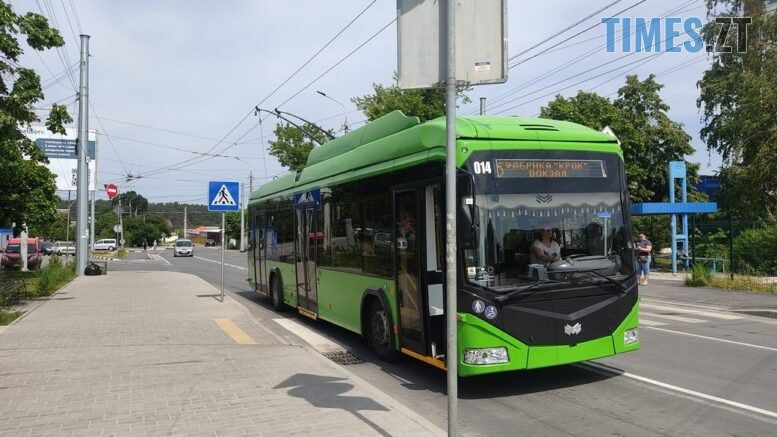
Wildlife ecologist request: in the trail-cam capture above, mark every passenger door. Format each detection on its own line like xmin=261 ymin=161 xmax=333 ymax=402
xmin=394 ymin=189 xmax=425 ymax=354
xmin=295 ymin=207 xmax=319 ymax=315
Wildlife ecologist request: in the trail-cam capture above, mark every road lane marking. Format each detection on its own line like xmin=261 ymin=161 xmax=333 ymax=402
xmin=640 ymin=311 xmax=705 ymax=324
xmin=644 ymin=326 xmax=777 ymax=352
xmin=194 ymin=255 xmax=247 ymax=270
xmin=641 ymin=303 xmax=742 ymax=320
xmin=151 ymin=253 xmax=171 ymax=265
xmin=273 ymin=318 xmax=343 ymax=353
xmin=582 ymin=361 xmax=777 ymax=420
xmin=638 ymin=319 xmax=668 ymax=327
xmin=215 ymin=319 xmax=256 ymax=345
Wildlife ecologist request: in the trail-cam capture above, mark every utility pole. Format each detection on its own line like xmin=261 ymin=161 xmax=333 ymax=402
xmin=90 ymin=132 xmax=99 ymax=246
xmin=239 ymin=182 xmax=245 ymax=251
xmin=75 ymin=34 xmax=90 ymax=275
xmin=183 ymin=205 xmax=187 ymax=238
xmin=444 ymin=0 xmax=458 ymax=435
xmin=479 ymin=97 xmax=486 ymax=115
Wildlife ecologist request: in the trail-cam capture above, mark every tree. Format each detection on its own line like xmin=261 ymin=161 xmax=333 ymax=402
xmin=352 ymin=74 xmax=471 ymax=122
xmin=268 ymin=123 xmax=332 ymax=172
xmin=113 ymin=191 xmax=149 ymax=216
xmin=697 ymin=0 xmax=777 ymax=216
xmin=0 ymin=2 xmax=72 ymax=230
xmin=123 ymin=215 xmax=170 ymax=247
xmin=540 ymin=74 xmax=697 ymax=203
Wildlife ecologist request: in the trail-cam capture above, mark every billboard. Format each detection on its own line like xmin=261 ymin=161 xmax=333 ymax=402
xmin=23 ymin=126 xmax=97 ymax=191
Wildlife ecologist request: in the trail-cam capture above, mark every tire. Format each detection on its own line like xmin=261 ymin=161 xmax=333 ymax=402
xmin=270 ymin=275 xmax=284 ymax=311
xmin=368 ymin=299 xmax=399 ymax=362
xmin=57 ymin=251 xmax=62 ymax=256
xmin=109 ymin=246 xmax=115 ymax=251
xmin=173 ymin=252 xmax=177 ymax=257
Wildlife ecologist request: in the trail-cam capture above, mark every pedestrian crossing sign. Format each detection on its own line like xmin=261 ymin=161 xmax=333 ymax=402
xmin=208 ymin=181 xmax=240 ymax=212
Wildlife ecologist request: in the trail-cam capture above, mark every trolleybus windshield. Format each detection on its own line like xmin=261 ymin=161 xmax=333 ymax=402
xmin=462 ymin=150 xmax=634 ymax=291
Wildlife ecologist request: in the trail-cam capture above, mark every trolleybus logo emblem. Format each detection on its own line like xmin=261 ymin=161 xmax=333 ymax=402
xmin=564 ymin=322 xmax=582 ymax=335
xmin=536 ymin=194 xmax=553 ymax=204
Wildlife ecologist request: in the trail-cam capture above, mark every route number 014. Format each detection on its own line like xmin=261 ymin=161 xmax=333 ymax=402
xmin=473 ymin=161 xmax=492 ymax=175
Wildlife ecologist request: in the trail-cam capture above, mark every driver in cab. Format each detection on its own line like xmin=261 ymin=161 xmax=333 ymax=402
xmin=531 ymin=227 xmax=561 ymax=264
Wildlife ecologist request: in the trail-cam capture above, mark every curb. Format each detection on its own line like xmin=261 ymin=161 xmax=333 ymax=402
xmin=1 ymin=276 xmax=76 ymax=331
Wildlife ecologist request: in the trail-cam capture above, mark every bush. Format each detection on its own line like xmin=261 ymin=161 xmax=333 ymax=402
xmin=732 ymin=224 xmax=777 ymax=275
xmin=685 ymin=263 xmax=712 ymax=287
xmin=35 ymin=256 xmax=76 ymax=296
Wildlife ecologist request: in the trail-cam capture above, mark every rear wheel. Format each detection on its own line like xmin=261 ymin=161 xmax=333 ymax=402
xmin=270 ymin=275 xmax=284 ymax=311
xmin=109 ymin=246 xmax=115 ymax=251
xmin=368 ymin=300 xmax=399 ymax=362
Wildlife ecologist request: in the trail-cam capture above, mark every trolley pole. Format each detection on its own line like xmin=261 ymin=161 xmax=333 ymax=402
xmin=444 ymin=0 xmax=459 ymax=435
xmin=75 ymin=34 xmax=90 ymax=275
xmin=221 ymin=212 xmax=226 ymax=302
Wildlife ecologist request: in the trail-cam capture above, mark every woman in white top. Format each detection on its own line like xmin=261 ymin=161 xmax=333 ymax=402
xmin=531 ymin=228 xmax=561 ymax=264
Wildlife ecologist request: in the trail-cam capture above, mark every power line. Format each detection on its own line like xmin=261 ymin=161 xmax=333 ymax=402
xmin=509 ymin=0 xmax=648 ymax=69
xmin=138 ymin=0 xmax=379 ymax=180
xmin=90 ymin=103 xmax=130 ymax=176
xmin=273 ymin=18 xmax=396 ymax=111
xmin=507 ymin=0 xmax=623 ymax=63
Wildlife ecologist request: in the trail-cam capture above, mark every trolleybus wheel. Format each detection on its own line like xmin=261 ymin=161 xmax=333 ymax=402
xmin=270 ymin=275 xmax=284 ymax=311
xmin=368 ymin=300 xmax=398 ymax=362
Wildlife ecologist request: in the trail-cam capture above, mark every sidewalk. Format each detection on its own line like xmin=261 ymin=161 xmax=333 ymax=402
xmin=0 ymin=271 xmax=442 ymax=436
xmin=642 ymin=276 xmax=777 ymax=312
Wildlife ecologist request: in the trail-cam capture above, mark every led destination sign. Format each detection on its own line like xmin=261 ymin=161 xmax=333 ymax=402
xmin=495 ymin=159 xmax=606 ymax=179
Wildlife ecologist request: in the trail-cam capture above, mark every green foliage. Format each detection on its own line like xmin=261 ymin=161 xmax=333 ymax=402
xmin=697 ymin=1 xmax=777 ymax=216
xmin=268 ymin=123 xmax=332 ymax=172
xmin=113 ymin=191 xmax=149 ymax=216
xmin=732 ymin=221 xmax=777 ymax=275
xmin=685 ymin=262 xmax=713 ymax=287
xmin=225 ymin=211 xmax=241 ymax=240
xmin=0 ymin=309 xmax=23 ymax=325
xmin=707 ymin=275 xmax=777 ymax=294
xmin=351 ymin=74 xmax=471 ymax=122
xmin=540 ymin=75 xmax=697 ymax=203
xmin=0 ymin=1 xmax=71 ymax=228
xmin=122 ymin=215 xmax=170 ymax=247
xmin=35 ymin=255 xmax=75 ymax=296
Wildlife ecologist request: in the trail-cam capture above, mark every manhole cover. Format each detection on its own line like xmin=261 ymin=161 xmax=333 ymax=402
xmin=322 ymin=350 xmax=363 ymax=365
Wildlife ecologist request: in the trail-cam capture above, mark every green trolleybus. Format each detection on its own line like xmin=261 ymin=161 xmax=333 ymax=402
xmin=247 ymin=111 xmax=639 ymax=376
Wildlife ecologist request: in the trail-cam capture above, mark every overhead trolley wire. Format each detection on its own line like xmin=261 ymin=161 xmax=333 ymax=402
xmin=507 ymin=0 xmax=623 ymax=63
xmin=509 ymin=0 xmax=648 ymax=69
xmin=139 ymin=0 xmax=379 ymax=179
xmin=475 ymin=0 xmax=696 ymax=115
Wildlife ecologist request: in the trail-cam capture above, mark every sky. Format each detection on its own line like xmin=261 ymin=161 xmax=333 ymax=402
xmin=15 ymin=0 xmax=721 ymax=205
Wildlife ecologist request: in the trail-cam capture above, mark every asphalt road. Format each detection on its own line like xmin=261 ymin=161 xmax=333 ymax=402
xmin=110 ymin=248 xmax=777 ymax=436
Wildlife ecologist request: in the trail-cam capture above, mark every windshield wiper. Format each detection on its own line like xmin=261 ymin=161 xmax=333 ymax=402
xmin=493 ymin=280 xmax=563 ymax=303
xmin=551 ymin=268 xmax=628 ymax=292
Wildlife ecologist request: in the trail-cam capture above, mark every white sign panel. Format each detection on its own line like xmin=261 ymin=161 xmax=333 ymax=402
xmin=23 ymin=126 xmax=98 ymax=191
xmin=397 ymin=0 xmax=507 ymax=89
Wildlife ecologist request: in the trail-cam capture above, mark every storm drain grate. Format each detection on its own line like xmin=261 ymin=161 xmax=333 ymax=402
xmin=322 ymin=350 xmax=364 ymax=365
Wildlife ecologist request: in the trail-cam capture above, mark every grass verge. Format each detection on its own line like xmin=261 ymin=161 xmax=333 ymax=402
xmin=0 ymin=309 xmax=24 ymax=325
xmin=685 ymin=263 xmax=777 ymax=293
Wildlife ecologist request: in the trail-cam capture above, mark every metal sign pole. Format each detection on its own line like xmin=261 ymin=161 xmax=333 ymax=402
xmin=221 ymin=212 xmax=226 ymax=302
xmin=444 ymin=0 xmax=458 ymax=435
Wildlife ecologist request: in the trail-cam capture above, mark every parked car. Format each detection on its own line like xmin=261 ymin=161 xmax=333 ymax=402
xmin=41 ymin=241 xmax=54 ymax=256
xmin=205 ymin=239 xmax=216 ymax=247
xmin=52 ymin=241 xmax=76 ymax=256
xmin=93 ymin=238 xmax=117 ymax=251
xmin=1 ymin=238 xmax=42 ymax=270
xmin=173 ymin=239 xmax=194 ymax=257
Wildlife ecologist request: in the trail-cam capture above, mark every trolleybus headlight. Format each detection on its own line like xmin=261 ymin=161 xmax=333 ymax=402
xmin=463 ymin=347 xmax=509 ymax=365
xmin=623 ymin=328 xmax=639 ymax=345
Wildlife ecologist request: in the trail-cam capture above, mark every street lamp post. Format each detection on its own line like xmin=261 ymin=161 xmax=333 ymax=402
xmin=316 ymin=90 xmax=349 ymax=133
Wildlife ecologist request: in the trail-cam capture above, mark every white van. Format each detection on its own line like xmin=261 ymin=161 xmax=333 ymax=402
xmin=93 ymin=238 xmax=117 ymax=251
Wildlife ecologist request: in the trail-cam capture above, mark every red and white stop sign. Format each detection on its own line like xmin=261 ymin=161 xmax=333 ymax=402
xmin=105 ymin=183 xmax=119 ymax=199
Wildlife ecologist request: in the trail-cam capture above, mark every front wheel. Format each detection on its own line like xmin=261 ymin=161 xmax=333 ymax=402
xmin=368 ymin=300 xmax=399 ymax=362
xmin=109 ymin=246 xmax=115 ymax=251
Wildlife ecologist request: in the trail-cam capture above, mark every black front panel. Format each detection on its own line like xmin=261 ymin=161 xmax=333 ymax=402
xmin=458 ymin=280 xmax=638 ymax=346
